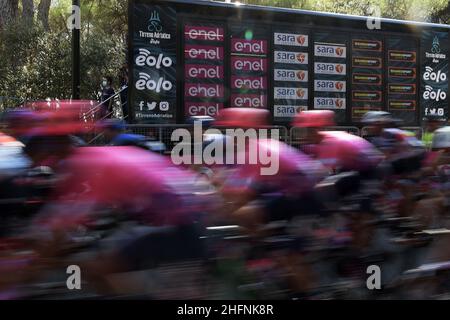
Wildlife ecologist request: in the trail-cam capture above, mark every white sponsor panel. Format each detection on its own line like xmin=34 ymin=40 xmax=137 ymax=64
xmin=274 ymin=105 xmax=307 ymax=117
xmin=274 ymin=33 xmax=309 ymax=47
xmin=314 ymin=97 xmax=346 ymax=110
xmin=274 ymin=51 xmax=308 ymax=65
xmin=314 ymin=62 xmax=346 ymax=75
xmin=274 ymin=87 xmax=308 ymax=100
xmin=274 ymin=69 xmax=308 ymax=82
xmin=314 ymin=43 xmax=347 ymax=58
xmin=314 ymin=80 xmax=347 ymax=92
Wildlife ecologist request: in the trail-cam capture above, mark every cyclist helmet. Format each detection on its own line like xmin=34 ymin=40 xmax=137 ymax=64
xmin=432 ymin=126 xmax=450 ymax=150
xmin=361 ymin=111 xmax=399 ymax=125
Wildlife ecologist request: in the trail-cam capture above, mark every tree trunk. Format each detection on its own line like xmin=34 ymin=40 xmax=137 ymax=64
xmin=38 ymin=0 xmax=51 ymax=30
xmin=21 ymin=0 xmax=34 ymax=25
xmin=0 ymin=0 xmax=19 ymax=29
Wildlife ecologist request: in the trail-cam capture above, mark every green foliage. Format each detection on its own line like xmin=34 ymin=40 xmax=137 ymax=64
xmin=242 ymin=0 xmax=449 ymax=22
xmin=0 ymin=0 xmax=126 ymax=110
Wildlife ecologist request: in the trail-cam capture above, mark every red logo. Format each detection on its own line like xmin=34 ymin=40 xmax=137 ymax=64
xmin=296 ymin=53 xmax=306 ymax=63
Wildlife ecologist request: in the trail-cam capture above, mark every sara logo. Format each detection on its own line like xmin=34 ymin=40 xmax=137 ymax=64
xmin=315 ymin=62 xmax=346 ymax=75
xmin=315 ymin=80 xmax=346 ymax=92
xmin=296 ymin=89 xmax=306 ymax=98
xmin=423 ymin=85 xmax=447 ymax=102
xmin=314 ymin=97 xmax=346 ymax=109
xmin=297 ymin=53 xmax=306 ymax=63
xmin=274 ymin=33 xmax=308 ymax=47
xmin=274 ymin=69 xmax=308 ymax=82
xmin=135 ymin=49 xmax=173 ymax=69
xmin=297 ymin=35 xmax=307 ymax=45
xmin=297 ymin=71 xmax=306 ymax=80
xmin=148 ymin=10 xmax=162 ymax=32
xmin=315 ymin=44 xmax=346 ymax=58
xmin=423 ymin=67 xmax=447 ymax=83
xmin=274 ymin=87 xmax=308 ymax=100
xmin=135 ymin=73 xmax=173 ymax=93
xmin=275 ymin=51 xmax=308 ymax=65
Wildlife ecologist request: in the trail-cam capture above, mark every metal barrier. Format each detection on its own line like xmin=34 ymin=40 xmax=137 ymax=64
xmin=290 ymin=126 xmax=360 ymax=148
xmin=88 ymin=124 xmax=289 ymax=151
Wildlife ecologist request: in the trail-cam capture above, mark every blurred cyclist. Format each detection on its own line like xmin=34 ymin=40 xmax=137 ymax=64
xmin=292 ymin=110 xmax=383 ymax=177
xmin=214 ymin=108 xmax=327 ymax=234
xmin=423 ymin=114 xmax=446 ymax=150
xmin=17 ymin=105 xmax=213 ymax=295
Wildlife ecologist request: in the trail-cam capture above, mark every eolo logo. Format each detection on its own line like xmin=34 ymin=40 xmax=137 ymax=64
xmin=135 ymin=73 xmax=173 ymax=93
xmin=423 ymin=67 xmax=447 ymax=83
xmin=423 ymin=85 xmax=447 ymax=102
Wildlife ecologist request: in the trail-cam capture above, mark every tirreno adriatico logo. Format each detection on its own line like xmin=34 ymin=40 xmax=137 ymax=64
xmin=432 ymin=36 xmax=441 ymax=54
xmin=148 ymin=10 xmax=162 ymax=32
xmin=426 ymin=35 xmax=446 ymax=62
xmin=139 ymin=10 xmax=171 ymax=40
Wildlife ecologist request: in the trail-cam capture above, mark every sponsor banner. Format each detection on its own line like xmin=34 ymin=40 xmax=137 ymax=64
xmin=352 ymin=107 xmax=382 ymax=118
xmin=352 ymin=57 xmax=382 ymax=68
xmin=274 ymin=87 xmax=308 ymax=100
xmin=274 ymin=69 xmax=308 ymax=82
xmin=230 ymin=94 xmax=267 ymax=108
xmin=314 ymin=62 xmax=346 ymax=75
xmin=388 ymin=100 xmax=416 ymax=111
xmin=314 ymin=97 xmax=346 ymax=110
xmin=314 ymin=80 xmax=346 ymax=92
xmin=185 ymin=64 xmax=224 ymax=79
xmin=185 ymin=102 xmax=222 ymax=117
xmin=314 ymin=43 xmax=347 ymax=58
xmin=231 ymin=56 xmax=267 ymax=72
xmin=132 ymin=4 xmax=177 ymax=123
xmin=388 ymin=67 xmax=416 ymax=79
xmin=274 ymin=33 xmax=309 ymax=47
xmin=389 ymin=50 xmax=416 ymax=62
xmin=274 ymin=51 xmax=308 ymax=65
xmin=231 ymin=39 xmax=268 ymax=55
xmin=352 ymin=91 xmax=382 ymax=102
xmin=184 ymin=45 xmax=224 ymax=60
xmin=352 ymin=73 xmax=382 ymax=85
xmin=274 ymin=105 xmax=307 ymax=117
xmin=231 ymin=76 xmax=267 ymax=90
xmin=185 ymin=83 xmax=224 ymax=98
xmin=421 ymin=31 xmax=449 ymax=120
xmin=388 ymin=84 xmax=416 ymax=95
xmin=184 ymin=25 xmax=224 ymax=42
xmin=352 ymin=39 xmax=382 ymax=51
